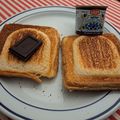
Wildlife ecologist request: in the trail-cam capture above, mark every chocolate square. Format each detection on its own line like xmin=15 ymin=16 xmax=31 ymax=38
xmin=9 ymin=36 xmax=42 ymax=61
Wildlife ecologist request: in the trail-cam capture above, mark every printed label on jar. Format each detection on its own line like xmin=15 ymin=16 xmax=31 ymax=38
xmin=76 ymin=6 xmax=107 ymax=35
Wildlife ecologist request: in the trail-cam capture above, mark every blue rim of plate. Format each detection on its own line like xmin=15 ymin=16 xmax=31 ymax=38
xmin=0 ymin=6 xmax=120 ymax=120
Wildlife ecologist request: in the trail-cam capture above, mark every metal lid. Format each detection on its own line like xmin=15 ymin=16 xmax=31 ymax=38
xmin=76 ymin=6 xmax=107 ymax=10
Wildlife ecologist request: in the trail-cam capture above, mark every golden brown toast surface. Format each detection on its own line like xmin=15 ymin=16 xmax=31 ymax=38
xmin=73 ymin=35 xmax=120 ymax=77
xmin=78 ymin=36 xmax=117 ymax=69
xmin=62 ymin=33 xmax=120 ymax=90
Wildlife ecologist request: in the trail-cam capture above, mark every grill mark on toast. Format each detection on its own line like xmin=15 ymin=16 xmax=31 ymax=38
xmin=88 ymin=37 xmax=98 ymax=68
xmin=100 ymin=38 xmax=116 ymax=69
xmin=79 ymin=37 xmax=93 ymax=68
xmin=79 ymin=36 xmax=117 ymax=69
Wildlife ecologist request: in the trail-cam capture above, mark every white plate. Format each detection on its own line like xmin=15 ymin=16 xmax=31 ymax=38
xmin=0 ymin=6 xmax=120 ymax=120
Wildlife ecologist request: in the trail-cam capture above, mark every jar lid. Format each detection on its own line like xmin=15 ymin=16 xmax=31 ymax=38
xmin=76 ymin=6 xmax=107 ymax=10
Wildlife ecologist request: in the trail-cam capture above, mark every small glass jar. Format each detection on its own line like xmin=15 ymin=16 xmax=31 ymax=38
xmin=76 ymin=6 xmax=107 ymax=35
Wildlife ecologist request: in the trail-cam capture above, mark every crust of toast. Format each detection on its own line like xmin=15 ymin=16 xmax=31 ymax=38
xmin=62 ymin=33 xmax=120 ymax=90
xmin=0 ymin=70 xmax=42 ymax=83
xmin=0 ymin=24 xmax=60 ymax=82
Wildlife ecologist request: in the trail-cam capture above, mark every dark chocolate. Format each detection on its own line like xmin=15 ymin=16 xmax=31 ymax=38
xmin=9 ymin=36 xmax=42 ymax=61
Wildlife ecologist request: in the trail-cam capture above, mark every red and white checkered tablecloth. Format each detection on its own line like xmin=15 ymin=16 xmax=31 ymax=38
xmin=0 ymin=0 xmax=120 ymax=120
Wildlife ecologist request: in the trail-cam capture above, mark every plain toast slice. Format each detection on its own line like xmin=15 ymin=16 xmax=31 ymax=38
xmin=62 ymin=33 xmax=120 ymax=90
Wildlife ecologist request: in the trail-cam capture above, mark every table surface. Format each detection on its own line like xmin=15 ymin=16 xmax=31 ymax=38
xmin=0 ymin=0 xmax=120 ymax=120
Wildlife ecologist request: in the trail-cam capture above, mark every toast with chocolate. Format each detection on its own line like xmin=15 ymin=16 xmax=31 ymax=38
xmin=0 ymin=24 xmax=60 ymax=83
xmin=62 ymin=33 xmax=120 ymax=90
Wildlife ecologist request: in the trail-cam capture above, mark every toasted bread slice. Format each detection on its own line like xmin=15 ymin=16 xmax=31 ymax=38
xmin=62 ymin=33 xmax=120 ymax=90
xmin=0 ymin=24 xmax=60 ymax=83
